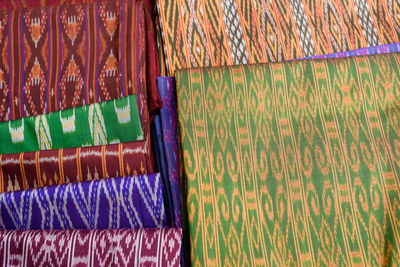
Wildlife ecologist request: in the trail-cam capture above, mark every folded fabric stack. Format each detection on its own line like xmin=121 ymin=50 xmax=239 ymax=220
xmin=0 ymin=0 xmax=182 ymax=266
xmin=153 ymin=0 xmax=400 ymax=265
xmin=2 ymin=0 xmax=400 ymax=266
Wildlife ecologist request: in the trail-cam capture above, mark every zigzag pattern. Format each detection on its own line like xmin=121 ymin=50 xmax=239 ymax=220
xmin=0 ymin=173 xmax=166 ymax=229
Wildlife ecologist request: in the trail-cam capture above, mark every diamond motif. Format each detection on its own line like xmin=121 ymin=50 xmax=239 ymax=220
xmin=354 ymin=0 xmax=380 ymax=46
xmin=221 ymin=0 xmax=249 ymax=64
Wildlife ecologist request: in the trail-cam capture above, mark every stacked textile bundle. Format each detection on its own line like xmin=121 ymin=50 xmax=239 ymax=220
xmin=0 ymin=0 xmax=182 ymax=266
xmin=2 ymin=0 xmax=400 ymax=266
xmin=152 ymin=0 xmax=400 ymax=266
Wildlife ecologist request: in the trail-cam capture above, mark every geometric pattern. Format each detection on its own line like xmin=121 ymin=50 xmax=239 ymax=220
xmin=289 ymin=0 xmax=315 ymax=57
xmin=0 ymin=0 xmax=88 ymax=10
xmin=97 ymin=2 xmax=120 ymax=102
xmin=0 ymin=94 xmax=143 ymax=154
xmin=0 ymin=0 xmax=163 ymax=117
xmin=354 ymin=0 xmax=380 ymax=47
xmin=176 ymin=53 xmax=400 ymax=266
xmin=23 ymin=8 xmax=48 ymax=117
xmin=0 ymin=140 xmax=150 ymax=193
xmin=0 ymin=173 xmax=167 ymax=229
xmin=0 ymin=0 xmax=146 ymax=121
xmin=88 ymin=103 xmax=108 ymax=146
xmin=220 ymin=0 xmax=249 ymax=64
xmin=59 ymin=5 xmax=85 ymax=110
xmin=157 ymin=0 xmax=400 ymax=75
xmin=258 ymin=0 xmax=283 ymax=62
xmin=0 ymin=0 xmax=156 ymax=175
xmin=0 ymin=227 xmax=182 ymax=267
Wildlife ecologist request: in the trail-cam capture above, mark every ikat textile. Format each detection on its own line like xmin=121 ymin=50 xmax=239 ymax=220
xmin=176 ymin=53 xmax=400 ymax=266
xmin=0 ymin=140 xmax=150 ymax=193
xmin=158 ymin=0 xmax=400 ymax=75
xmin=0 ymin=94 xmax=143 ymax=154
xmin=0 ymin=0 xmax=89 ymax=9
xmin=0 ymin=173 xmax=166 ymax=229
xmin=0 ymin=0 xmax=163 ymax=118
xmin=155 ymin=77 xmax=182 ymax=227
xmin=0 ymin=0 xmax=156 ymax=121
xmin=0 ymin=227 xmax=182 ymax=266
xmin=156 ymin=45 xmax=400 ymax=262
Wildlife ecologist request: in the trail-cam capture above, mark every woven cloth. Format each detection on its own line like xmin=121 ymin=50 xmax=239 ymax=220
xmin=152 ymin=115 xmax=174 ymax=227
xmin=157 ymin=0 xmax=400 ymax=75
xmin=0 ymin=227 xmax=182 ymax=266
xmin=0 ymin=173 xmax=166 ymax=229
xmin=0 ymin=94 xmax=143 ymax=154
xmin=0 ymin=0 xmax=156 ymax=172
xmin=0 ymin=0 xmax=156 ymax=191
xmin=0 ymin=140 xmax=149 ymax=193
xmin=0 ymin=0 xmax=162 ymax=118
xmin=176 ymin=52 xmax=400 ymax=265
xmin=154 ymin=77 xmax=182 ymax=227
xmin=153 ymin=44 xmax=400 ymax=229
xmin=301 ymin=42 xmax=400 ymax=59
xmin=0 ymin=0 xmax=86 ymax=9
xmin=0 ymin=0 xmax=149 ymax=121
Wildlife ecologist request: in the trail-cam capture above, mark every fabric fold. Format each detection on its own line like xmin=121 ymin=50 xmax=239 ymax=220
xmin=0 ymin=140 xmax=149 ymax=193
xmin=0 ymin=0 xmax=142 ymax=120
xmin=152 ymin=114 xmax=174 ymax=226
xmin=0 ymin=227 xmax=182 ymax=266
xmin=157 ymin=0 xmax=400 ymax=75
xmin=0 ymin=173 xmax=166 ymax=229
xmin=300 ymin=42 xmax=400 ymax=60
xmin=153 ymin=77 xmax=182 ymax=227
xmin=0 ymin=0 xmax=156 ymax=173
xmin=176 ymin=52 xmax=400 ymax=265
xmin=0 ymin=94 xmax=143 ymax=154
xmin=0 ymin=0 xmax=162 ymax=118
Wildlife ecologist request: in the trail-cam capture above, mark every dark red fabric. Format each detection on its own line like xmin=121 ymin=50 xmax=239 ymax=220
xmin=0 ymin=0 xmax=156 ymax=177
xmin=0 ymin=140 xmax=150 ymax=192
xmin=0 ymin=228 xmax=182 ymax=266
xmin=142 ymin=0 xmax=163 ymax=118
xmin=0 ymin=1 xmax=135 ymax=120
xmin=0 ymin=0 xmax=162 ymax=118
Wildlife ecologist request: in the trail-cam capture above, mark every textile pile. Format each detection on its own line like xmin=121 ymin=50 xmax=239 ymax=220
xmin=0 ymin=0 xmax=181 ymax=266
xmin=155 ymin=0 xmax=400 ymax=265
xmin=1 ymin=0 xmax=400 ymax=266
xmin=176 ymin=53 xmax=400 ymax=265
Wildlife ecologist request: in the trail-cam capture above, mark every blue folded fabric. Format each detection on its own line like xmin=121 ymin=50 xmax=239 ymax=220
xmin=301 ymin=42 xmax=400 ymax=59
xmin=152 ymin=115 xmax=174 ymax=227
xmin=0 ymin=173 xmax=167 ymax=230
xmin=157 ymin=77 xmax=182 ymax=228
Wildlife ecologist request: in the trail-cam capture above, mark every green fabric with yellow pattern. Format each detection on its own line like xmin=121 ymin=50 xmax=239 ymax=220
xmin=176 ymin=53 xmax=400 ymax=266
xmin=0 ymin=94 xmax=143 ymax=154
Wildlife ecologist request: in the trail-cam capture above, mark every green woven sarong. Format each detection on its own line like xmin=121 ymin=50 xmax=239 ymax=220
xmin=0 ymin=94 xmax=143 ymax=154
xmin=177 ymin=53 xmax=400 ymax=266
